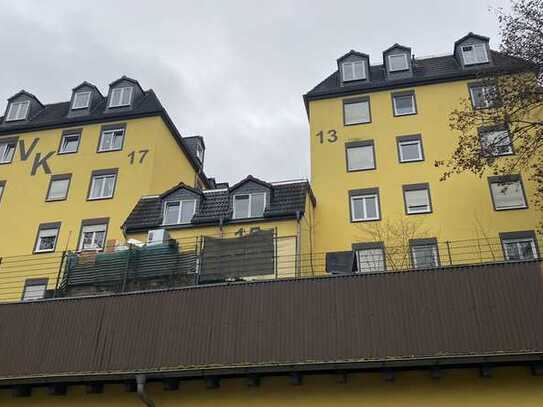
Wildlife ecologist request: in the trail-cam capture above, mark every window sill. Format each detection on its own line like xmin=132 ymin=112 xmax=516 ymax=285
xmin=494 ymin=206 xmax=528 ymax=211
xmin=399 ymin=158 xmax=424 ymax=163
xmin=347 ymin=167 xmax=376 ymax=173
xmin=97 ymin=148 xmax=123 ymax=154
xmin=350 ymin=218 xmax=381 ymax=223
xmin=87 ymin=196 xmax=114 ymax=201
xmin=57 ymin=150 xmax=79 ymax=155
xmin=406 ymin=210 xmax=432 ymax=215
xmin=45 ymin=197 xmax=68 ymax=202
xmin=344 ymin=121 xmax=371 ymax=127
xmin=33 ymin=249 xmax=56 ymax=255
xmin=393 ymin=111 xmax=417 ymax=117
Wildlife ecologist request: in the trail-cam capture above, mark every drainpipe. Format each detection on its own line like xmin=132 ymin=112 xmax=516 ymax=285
xmin=295 ymin=211 xmax=302 ymax=278
xmin=219 ymin=216 xmax=224 ymax=238
xmin=136 ymin=375 xmax=156 ymax=407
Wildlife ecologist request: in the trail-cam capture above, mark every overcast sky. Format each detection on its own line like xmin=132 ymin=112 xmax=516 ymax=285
xmin=0 ymin=0 xmax=511 ymax=184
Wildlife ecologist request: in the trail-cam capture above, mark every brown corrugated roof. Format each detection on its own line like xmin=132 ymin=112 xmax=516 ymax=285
xmin=0 ymin=261 xmax=542 ymax=383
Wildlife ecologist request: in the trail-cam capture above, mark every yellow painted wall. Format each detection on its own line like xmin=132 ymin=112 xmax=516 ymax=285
xmin=308 ymin=79 xmax=542 ymax=260
xmin=0 ymin=116 xmax=197 ymax=300
xmin=1 ymin=367 xmax=542 ymax=406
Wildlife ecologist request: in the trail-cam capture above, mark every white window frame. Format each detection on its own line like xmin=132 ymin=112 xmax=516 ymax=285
xmin=388 ymin=54 xmax=409 ymax=72
xmin=233 ymin=193 xmax=266 ymax=219
xmin=342 ymin=60 xmax=366 ymax=82
xmin=98 ymin=128 xmax=125 ymax=152
xmin=196 ymin=143 xmax=204 ymax=162
xmin=344 ymin=99 xmax=371 ymax=125
xmin=6 ymin=101 xmax=30 ymax=121
xmin=162 ymin=199 xmax=197 ymax=225
xmin=47 ymin=177 xmax=70 ymax=201
xmin=35 ymin=227 xmax=59 ymax=253
xmin=0 ymin=141 xmax=16 ymax=164
xmin=480 ymin=129 xmax=513 ymax=156
xmin=89 ymin=173 xmax=117 ymax=200
xmin=469 ymin=84 xmax=497 ymax=109
xmin=411 ymin=244 xmax=439 ymax=269
xmin=404 ymin=187 xmax=431 ymax=214
xmin=346 ymin=144 xmax=375 ymax=171
xmin=22 ymin=280 xmax=48 ymax=302
xmin=109 ymin=87 xmax=133 ymax=108
xmin=398 ymin=139 xmax=423 ymax=162
xmin=79 ymin=224 xmax=108 ymax=251
xmin=355 ymin=248 xmax=386 ymax=273
xmin=502 ymin=238 xmax=538 ymax=261
xmin=461 ymin=43 xmax=489 ymax=65
xmin=350 ymin=194 xmax=380 ymax=222
xmin=72 ymin=91 xmax=91 ymax=110
xmin=58 ymin=133 xmax=81 ymax=154
xmin=393 ymin=93 xmax=416 ymax=116
xmin=0 ymin=183 xmax=4 ymax=202
xmin=490 ymin=180 xmax=527 ymax=210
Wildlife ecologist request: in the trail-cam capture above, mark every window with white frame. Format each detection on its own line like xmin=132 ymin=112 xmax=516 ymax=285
xmin=0 ymin=141 xmax=16 ymax=163
xmin=469 ymin=84 xmax=497 ymax=108
xmin=480 ymin=128 xmax=513 ymax=156
xmin=163 ymin=200 xmax=196 ymax=225
xmin=398 ymin=138 xmax=423 ymax=162
xmin=6 ymin=101 xmax=30 ymax=121
xmin=89 ymin=172 xmax=117 ymax=200
xmin=46 ymin=176 xmax=71 ymax=201
xmin=109 ymin=87 xmax=133 ymax=108
xmin=233 ymin=193 xmax=266 ymax=219
xmin=461 ymin=43 xmax=489 ymax=65
xmin=35 ymin=225 xmax=60 ymax=253
xmin=196 ymin=143 xmax=204 ymax=162
xmin=411 ymin=242 xmax=439 ymax=268
xmin=392 ymin=93 xmax=416 ymax=116
xmin=388 ymin=54 xmax=409 ymax=72
xmin=0 ymin=182 xmax=4 ymax=202
xmin=98 ymin=128 xmax=125 ymax=152
xmin=342 ymin=60 xmax=366 ymax=81
xmin=502 ymin=237 xmax=537 ymax=261
xmin=355 ymin=247 xmax=385 ymax=273
xmin=350 ymin=192 xmax=380 ymax=221
xmin=404 ymin=185 xmax=431 ymax=214
xmin=72 ymin=91 xmax=91 ymax=110
xmin=489 ymin=178 xmax=527 ymax=210
xmin=346 ymin=142 xmax=375 ymax=171
xmin=344 ymin=98 xmax=370 ymax=125
xmin=58 ymin=133 xmax=80 ymax=154
xmin=22 ymin=279 xmax=48 ymax=301
xmin=79 ymin=223 xmax=107 ymax=251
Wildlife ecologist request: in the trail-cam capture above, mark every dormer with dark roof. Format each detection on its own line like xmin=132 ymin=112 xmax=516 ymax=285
xmin=105 ymin=76 xmax=145 ymax=112
xmin=183 ymin=136 xmax=205 ymax=167
xmin=1 ymin=90 xmax=43 ymax=125
xmin=67 ymin=82 xmax=104 ymax=118
xmin=383 ymin=43 xmax=413 ymax=79
xmin=229 ymin=175 xmax=272 ymax=220
xmin=454 ymin=32 xmax=493 ymax=68
xmin=159 ymin=183 xmax=204 ymax=226
xmin=337 ymin=50 xmax=370 ymax=86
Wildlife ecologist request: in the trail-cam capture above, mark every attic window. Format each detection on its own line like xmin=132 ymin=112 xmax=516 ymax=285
xmin=6 ymin=101 xmax=30 ymax=122
xmin=72 ymin=91 xmax=91 ymax=110
xmin=342 ymin=61 xmax=366 ymax=82
xmin=196 ymin=143 xmax=204 ymax=162
xmin=461 ymin=44 xmax=489 ymax=65
xmin=109 ymin=87 xmax=133 ymax=108
xmin=388 ymin=54 xmax=409 ymax=72
xmin=233 ymin=193 xmax=266 ymax=219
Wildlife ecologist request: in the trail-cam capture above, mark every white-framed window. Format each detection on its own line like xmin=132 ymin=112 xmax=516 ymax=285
xmin=411 ymin=243 xmax=439 ymax=269
xmin=22 ymin=279 xmax=48 ymax=301
xmin=163 ymin=200 xmax=197 ymax=225
xmin=461 ymin=43 xmax=489 ymax=65
xmin=233 ymin=193 xmax=266 ymax=219
xmin=98 ymin=128 xmax=125 ymax=152
xmin=350 ymin=193 xmax=380 ymax=221
xmin=342 ymin=60 xmax=366 ymax=81
xmin=344 ymin=99 xmax=370 ymax=125
xmin=502 ymin=238 xmax=537 ymax=261
xmin=47 ymin=176 xmax=70 ymax=201
xmin=0 ymin=182 xmax=5 ymax=202
xmin=398 ymin=139 xmax=423 ymax=162
xmin=480 ymin=129 xmax=513 ymax=156
xmin=346 ymin=143 xmax=375 ymax=171
xmin=89 ymin=173 xmax=117 ymax=200
xmin=35 ymin=226 xmax=60 ymax=253
xmin=356 ymin=248 xmax=385 ymax=273
xmin=404 ymin=186 xmax=431 ymax=214
xmin=79 ymin=224 xmax=107 ymax=251
xmin=388 ymin=54 xmax=409 ymax=72
xmin=6 ymin=101 xmax=30 ymax=121
xmin=469 ymin=84 xmax=497 ymax=108
xmin=490 ymin=179 xmax=526 ymax=210
xmin=72 ymin=91 xmax=91 ymax=110
xmin=58 ymin=133 xmax=80 ymax=154
xmin=196 ymin=143 xmax=204 ymax=162
xmin=109 ymin=87 xmax=133 ymax=108
xmin=393 ymin=93 xmax=416 ymax=116
xmin=0 ymin=141 xmax=16 ymax=164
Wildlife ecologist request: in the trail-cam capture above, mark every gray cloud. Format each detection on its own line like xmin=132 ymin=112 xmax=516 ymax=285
xmin=0 ymin=0 xmax=510 ymax=184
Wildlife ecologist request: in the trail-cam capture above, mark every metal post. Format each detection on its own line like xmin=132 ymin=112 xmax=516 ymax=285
xmin=121 ymin=244 xmax=132 ymax=293
xmin=446 ymin=241 xmax=453 ymax=266
xmin=52 ymin=251 xmax=67 ymax=298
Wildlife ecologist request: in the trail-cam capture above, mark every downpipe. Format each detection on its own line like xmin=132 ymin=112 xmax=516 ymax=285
xmin=136 ymin=375 xmax=156 ymax=407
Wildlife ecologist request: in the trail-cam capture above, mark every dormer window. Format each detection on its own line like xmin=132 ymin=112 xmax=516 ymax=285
xmin=233 ymin=193 xmax=265 ymax=219
xmin=163 ymin=200 xmax=196 ymax=225
xmin=6 ymin=101 xmax=29 ymax=122
xmin=72 ymin=91 xmax=91 ymax=110
xmin=196 ymin=143 xmax=204 ymax=162
xmin=109 ymin=87 xmax=133 ymax=108
xmin=342 ymin=61 xmax=366 ymax=82
xmin=388 ymin=54 xmax=409 ymax=72
xmin=461 ymin=44 xmax=488 ymax=65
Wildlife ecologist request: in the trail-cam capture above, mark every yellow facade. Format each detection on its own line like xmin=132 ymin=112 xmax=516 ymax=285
xmin=308 ymin=79 xmax=542 ymax=258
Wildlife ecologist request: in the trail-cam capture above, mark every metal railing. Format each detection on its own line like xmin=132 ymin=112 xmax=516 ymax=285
xmin=0 ymin=234 xmax=540 ymax=303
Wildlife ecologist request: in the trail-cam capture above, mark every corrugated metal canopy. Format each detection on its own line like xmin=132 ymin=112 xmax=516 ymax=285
xmin=0 ymin=261 xmax=542 ymax=383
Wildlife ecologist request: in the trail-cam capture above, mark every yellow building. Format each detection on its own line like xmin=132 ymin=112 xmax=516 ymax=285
xmin=304 ymin=33 xmax=542 ymax=273
xmin=0 ymin=76 xmax=210 ymax=300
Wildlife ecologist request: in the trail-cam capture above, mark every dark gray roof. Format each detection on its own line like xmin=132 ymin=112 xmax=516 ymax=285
xmin=305 ymin=51 xmax=531 ymax=105
xmin=123 ymin=180 xmax=314 ymax=232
